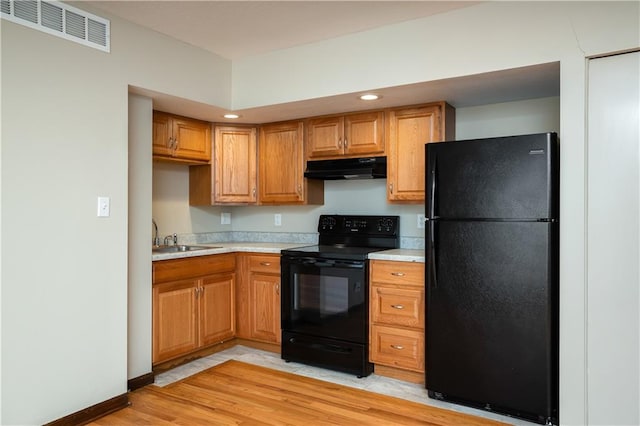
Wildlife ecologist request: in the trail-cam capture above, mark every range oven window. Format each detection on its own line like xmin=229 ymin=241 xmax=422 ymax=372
xmin=294 ymin=274 xmax=349 ymax=316
xmin=281 ymin=256 xmax=367 ymax=343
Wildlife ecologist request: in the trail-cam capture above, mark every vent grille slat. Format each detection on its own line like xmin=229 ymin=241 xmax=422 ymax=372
xmin=1 ymin=0 xmax=11 ymax=15
xmin=14 ymin=0 xmax=37 ymax=23
xmin=87 ymin=18 xmax=106 ymax=46
xmin=2 ymin=0 xmax=109 ymax=52
xmin=64 ymin=9 xmax=85 ymax=39
xmin=41 ymin=1 xmax=63 ymax=32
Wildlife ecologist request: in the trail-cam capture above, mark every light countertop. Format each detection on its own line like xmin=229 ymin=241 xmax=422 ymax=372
xmin=368 ymin=249 xmax=425 ymax=263
xmin=152 ymin=243 xmax=424 ymax=263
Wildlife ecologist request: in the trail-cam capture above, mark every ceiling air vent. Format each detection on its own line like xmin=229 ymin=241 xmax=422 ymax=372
xmin=1 ymin=0 xmax=110 ymax=52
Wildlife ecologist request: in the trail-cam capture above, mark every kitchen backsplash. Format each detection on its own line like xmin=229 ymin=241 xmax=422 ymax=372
xmin=178 ymin=231 xmax=424 ymax=250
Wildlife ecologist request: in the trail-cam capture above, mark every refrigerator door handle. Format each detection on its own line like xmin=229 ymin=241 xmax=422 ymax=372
xmin=429 ymin=219 xmax=438 ymax=288
xmin=430 ymin=156 xmax=437 ymax=219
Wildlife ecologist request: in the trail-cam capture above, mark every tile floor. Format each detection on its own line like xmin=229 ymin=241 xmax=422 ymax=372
xmin=154 ymin=345 xmax=538 ymax=426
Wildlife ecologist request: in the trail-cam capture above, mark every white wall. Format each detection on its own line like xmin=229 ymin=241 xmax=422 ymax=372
xmin=128 ymin=95 xmax=153 ymax=380
xmin=586 ymin=51 xmax=639 ymax=425
xmin=1 ymin=8 xmax=230 ymax=425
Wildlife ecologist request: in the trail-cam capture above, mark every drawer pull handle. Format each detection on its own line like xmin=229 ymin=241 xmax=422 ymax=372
xmin=391 ymin=272 xmax=405 ymax=277
xmin=390 ymin=345 xmax=404 ymax=350
xmin=260 ymin=262 xmax=271 ymax=266
xmin=391 ymin=304 xmax=404 ymax=309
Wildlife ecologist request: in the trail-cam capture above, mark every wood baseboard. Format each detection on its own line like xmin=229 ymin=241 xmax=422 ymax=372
xmin=127 ymin=372 xmax=155 ymax=391
xmin=153 ymin=338 xmax=281 ymax=374
xmin=374 ymin=364 xmax=425 ymax=384
xmin=233 ymin=338 xmax=281 ymax=354
xmin=44 ymin=393 xmax=129 ymax=426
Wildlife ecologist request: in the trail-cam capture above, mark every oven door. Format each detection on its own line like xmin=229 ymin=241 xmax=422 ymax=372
xmin=281 ymin=255 xmax=368 ymax=344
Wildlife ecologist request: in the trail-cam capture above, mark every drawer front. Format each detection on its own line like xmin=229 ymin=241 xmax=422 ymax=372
xmin=153 ymin=254 xmax=236 ymax=284
xmin=249 ymin=254 xmax=280 ymax=274
xmin=371 ymin=286 xmax=424 ymax=329
xmin=370 ymin=260 xmax=424 ymax=287
xmin=370 ymin=325 xmax=424 ymax=372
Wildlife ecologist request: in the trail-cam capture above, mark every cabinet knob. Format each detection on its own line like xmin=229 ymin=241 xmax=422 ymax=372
xmin=389 ymin=183 xmax=394 ymax=194
xmin=390 ymin=304 xmax=405 ymax=310
xmin=338 ymin=138 xmax=343 ymax=148
xmin=391 ymin=272 xmax=405 ymax=277
xmin=344 ymin=138 xmax=348 ymax=148
xmin=260 ymin=262 xmax=271 ymax=266
xmin=275 ymin=283 xmax=280 ymax=295
xmin=390 ymin=344 xmax=404 ymax=350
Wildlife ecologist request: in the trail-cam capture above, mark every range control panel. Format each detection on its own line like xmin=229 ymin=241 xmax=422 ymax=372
xmin=318 ymin=215 xmax=399 ymax=236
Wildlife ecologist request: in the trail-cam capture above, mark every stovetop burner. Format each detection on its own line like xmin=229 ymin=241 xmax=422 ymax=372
xmin=282 ymin=215 xmax=400 ymax=260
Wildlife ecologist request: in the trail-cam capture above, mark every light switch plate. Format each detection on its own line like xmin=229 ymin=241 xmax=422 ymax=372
xmin=417 ymin=214 xmax=425 ymax=229
xmin=274 ymin=213 xmax=282 ymax=227
xmin=97 ymin=196 xmax=110 ymax=217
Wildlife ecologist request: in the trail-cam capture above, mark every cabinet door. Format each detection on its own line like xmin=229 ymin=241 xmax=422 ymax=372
xmin=250 ymin=272 xmax=281 ymax=343
xmin=371 ymin=325 xmax=424 ymax=372
xmin=153 ymin=279 xmax=199 ymax=364
xmin=200 ymin=274 xmax=236 ymax=345
xmin=172 ymin=116 xmax=211 ymax=162
xmin=152 ymin=111 xmax=173 ymax=157
xmin=371 ymin=286 xmax=424 ymax=329
xmin=344 ymin=111 xmax=385 ymax=156
xmin=387 ymin=103 xmax=454 ymax=202
xmin=214 ymin=126 xmax=257 ymax=203
xmin=258 ymin=121 xmax=305 ymax=204
xmin=306 ymin=116 xmax=344 ymax=159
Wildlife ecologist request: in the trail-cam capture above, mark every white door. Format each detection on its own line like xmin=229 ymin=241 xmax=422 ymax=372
xmin=587 ymin=51 xmax=639 ymax=425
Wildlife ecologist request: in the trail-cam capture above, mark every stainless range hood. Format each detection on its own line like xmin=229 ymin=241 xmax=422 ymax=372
xmin=304 ymin=156 xmax=387 ymax=180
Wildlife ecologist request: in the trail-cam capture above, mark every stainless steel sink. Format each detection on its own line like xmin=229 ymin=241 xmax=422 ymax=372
xmin=152 ymin=245 xmax=219 ymax=254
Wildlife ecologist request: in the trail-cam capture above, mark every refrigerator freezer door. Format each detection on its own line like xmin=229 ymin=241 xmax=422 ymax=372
xmin=426 ymin=133 xmax=558 ymax=220
xmin=426 ymin=220 xmax=558 ymax=423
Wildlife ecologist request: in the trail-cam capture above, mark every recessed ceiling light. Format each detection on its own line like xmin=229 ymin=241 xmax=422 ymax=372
xmin=223 ymin=113 xmax=240 ymax=119
xmin=359 ymin=94 xmax=380 ymax=101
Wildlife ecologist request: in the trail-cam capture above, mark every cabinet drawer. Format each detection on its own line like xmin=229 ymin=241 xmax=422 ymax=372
xmin=248 ymin=255 xmax=280 ymax=274
xmin=370 ymin=260 xmax=424 ymax=287
xmin=153 ymin=254 xmax=236 ymax=284
xmin=371 ymin=286 xmax=424 ymax=329
xmin=370 ymin=325 xmax=424 ymax=372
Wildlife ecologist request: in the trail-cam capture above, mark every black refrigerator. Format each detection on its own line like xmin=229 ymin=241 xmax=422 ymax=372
xmin=425 ymin=133 xmax=559 ymax=425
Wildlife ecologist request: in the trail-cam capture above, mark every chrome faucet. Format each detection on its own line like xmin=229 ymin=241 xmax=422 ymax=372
xmin=164 ymin=233 xmax=178 ymax=246
xmin=152 ymin=219 xmax=161 ymax=246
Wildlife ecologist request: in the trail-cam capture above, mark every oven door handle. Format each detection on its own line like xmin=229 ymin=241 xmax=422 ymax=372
xmin=296 ymin=258 xmax=365 ymax=269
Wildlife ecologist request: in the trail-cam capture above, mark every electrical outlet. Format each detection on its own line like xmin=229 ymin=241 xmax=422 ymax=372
xmin=274 ymin=213 xmax=282 ymax=227
xmin=417 ymin=214 xmax=425 ymax=229
xmin=221 ymin=212 xmax=231 ymax=225
xmin=97 ymin=196 xmax=110 ymax=217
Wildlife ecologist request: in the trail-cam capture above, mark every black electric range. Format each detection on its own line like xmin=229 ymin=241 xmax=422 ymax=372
xmin=281 ymin=214 xmax=400 ymax=259
xmin=280 ymin=214 xmax=400 ymax=377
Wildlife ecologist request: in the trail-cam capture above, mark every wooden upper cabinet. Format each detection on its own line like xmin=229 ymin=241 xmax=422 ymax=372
xmin=190 ymin=125 xmax=257 ymax=205
xmin=259 ymin=120 xmax=323 ymax=205
xmin=306 ymin=111 xmax=385 ymax=160
xmin=214 ymin=126 xmax=257 ymax=203
xmin=153 ymin=111 xmax=211 ymax=164
xmin=386 ymin=102 xmax=455 ymax=203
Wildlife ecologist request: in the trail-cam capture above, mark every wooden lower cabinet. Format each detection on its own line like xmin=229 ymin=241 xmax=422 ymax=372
xmin=369 ymin=259 xmax=425 ymax=383
xmin=236 ymin=254 xmax=281 ymax=344
xmin=152 ymin=254 xmax=236 ymax=364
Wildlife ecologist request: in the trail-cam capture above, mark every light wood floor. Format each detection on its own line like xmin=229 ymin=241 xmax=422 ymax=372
xmin=90 ymin=360 xmax=509 ymax=425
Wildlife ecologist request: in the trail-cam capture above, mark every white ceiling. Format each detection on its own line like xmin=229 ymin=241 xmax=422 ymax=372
xmin=92 ymin=1 xmax=560 ymax=124
xmin=92 ymin=1 xmax=481 ymax=60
